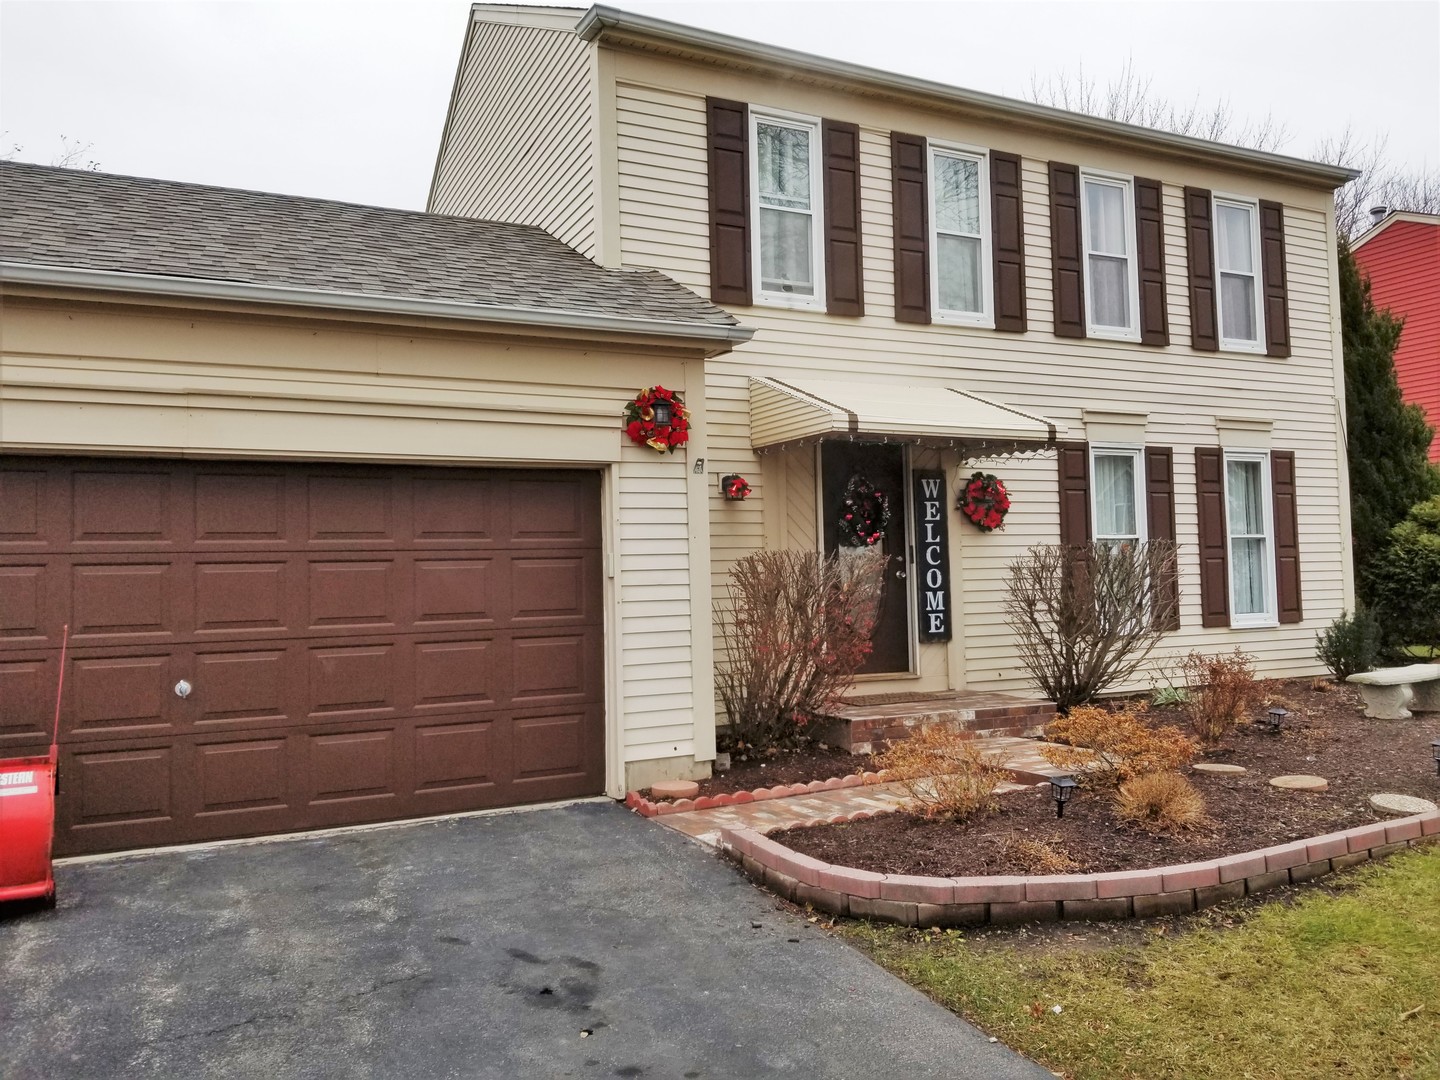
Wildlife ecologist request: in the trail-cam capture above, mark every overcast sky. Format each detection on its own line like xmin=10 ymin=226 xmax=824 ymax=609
xmin=2 ymin=0 xmax=1436 ymax=211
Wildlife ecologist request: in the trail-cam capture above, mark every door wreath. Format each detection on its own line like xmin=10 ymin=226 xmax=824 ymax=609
xmin=837 ymin=474 xmax=891 ymax=547
xmin=958 ymin=471 xmax=1010 ymax=531
xmin=622 ymin=386 xmax=690 ymax=454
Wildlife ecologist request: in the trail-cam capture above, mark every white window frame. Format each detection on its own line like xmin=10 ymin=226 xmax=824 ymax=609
xmin=1079 ymin=170 xmax=1142 ymax=341
xmin=1212 ymin=193 xmax=1267 ymax=354
xmin=1089 ymin=445 xmax=1147 ymax=549
xmin=749 ymin=107 xmax=826 ymax=312
xmin=927 ymin=140 xmax=994 ymax=327
xmin=1222 ymin=449 xmax=1278 ymax=628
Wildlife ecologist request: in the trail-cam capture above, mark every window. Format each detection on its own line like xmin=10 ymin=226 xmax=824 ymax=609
xmin=1214 ymin=197 xmax=1265 ymax=351
xmin=751 ymin=110 xmax=825 ymax=308
xmin=929 ymin=145 xmax=992 ymax=323
xmin=1080 ymin=174 xmax=1140 ymax=338
xmin=1090 ymin=447 xmax=1146 ymax=549
xmin=1223 ymin=451 xmax=1277 ymax=625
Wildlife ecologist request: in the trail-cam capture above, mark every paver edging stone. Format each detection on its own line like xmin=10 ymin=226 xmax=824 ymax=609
xmin=624 ymin=770 xmax=890 ymax=817
xmin=717 ymin=807 xmax=1440 ymax=927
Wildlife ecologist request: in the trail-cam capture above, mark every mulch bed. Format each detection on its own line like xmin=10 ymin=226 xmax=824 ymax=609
xmin=661 ymin=744 xmax=864 ymax=799
xmin=777 ymin=678 xmax=1440 ymax=877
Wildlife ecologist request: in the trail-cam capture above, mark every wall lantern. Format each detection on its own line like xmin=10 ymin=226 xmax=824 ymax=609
xmin=1431 ymin=739 xmax=1440 ymax=776
xmin=1050 ymin=775 xmax=1078 ymax=818
xmin=1265 ymin=706 xmax=1289 ymax=734
xmin=651 ymin=398 xmax=674 ymax=427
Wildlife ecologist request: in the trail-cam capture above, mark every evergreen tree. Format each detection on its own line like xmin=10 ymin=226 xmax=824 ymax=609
xmin=1340 ymin=241 xmax=1439 ymax=600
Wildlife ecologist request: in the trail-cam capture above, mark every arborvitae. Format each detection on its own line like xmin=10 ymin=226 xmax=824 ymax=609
xmin=1340 ymin=241 xmax=1439 ymax=600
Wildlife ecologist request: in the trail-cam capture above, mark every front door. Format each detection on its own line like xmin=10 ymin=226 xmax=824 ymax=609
xmin=821 ymin=441 xmax=910 ymax=674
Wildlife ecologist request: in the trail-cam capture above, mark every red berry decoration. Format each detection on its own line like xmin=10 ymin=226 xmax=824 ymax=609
xmin=959 ymin=472 xmax=1010 ymax=532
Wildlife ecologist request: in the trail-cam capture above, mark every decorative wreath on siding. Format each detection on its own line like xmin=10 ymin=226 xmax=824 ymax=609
xmin=837 ymin=474 xmax=891 ymax=547
xmin=623 ymin=386 xmax=690 ymax=454
xmin=958 ymin=472 xmax=1010 ymax=532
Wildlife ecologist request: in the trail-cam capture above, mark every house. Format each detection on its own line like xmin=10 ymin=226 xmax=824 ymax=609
xmin=1351 ymin=210 xmax=1440 ymax=462
xmin=0 ymin=159 xmax=749 ymax=855
xmin=428 ymin=4 xmax=1359 ymax=784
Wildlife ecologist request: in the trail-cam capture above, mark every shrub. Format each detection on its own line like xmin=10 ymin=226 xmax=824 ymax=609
xmin=1178 ymin=650 xmax=1258 ymax=745
xmin=1150 ymin=684 xmax=1190 ymax=708
xmin=1114 ymin=772 xmax=1207 ymax=832
xmin=1315 ymin=608 xmax=1381 ymax=680
xmin=873 ymin=726 xmax=1010 ymax=821
xmin=715 ymin=548 xmax=886 ymax=753
xmin=1002 ymin=837 xmax=1080 ymax=874
xmin=1005 ymin=540 xmax=1178 ymax=711
xmin=1368 ymin=496 xmax=1440 ymax=659
xmin=1042 ymin=703 xmax=1198 ymax=787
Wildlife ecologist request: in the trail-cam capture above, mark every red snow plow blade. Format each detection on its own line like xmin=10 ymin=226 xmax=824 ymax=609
xmin=0 ymin=752 xmax=58 ymax=905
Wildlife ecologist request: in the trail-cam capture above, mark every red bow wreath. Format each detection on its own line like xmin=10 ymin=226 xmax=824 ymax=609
xmin=623 ymin=386 xmax=690 ymax=454
xmin=959 ymin=472 xmax=1010 ymax=531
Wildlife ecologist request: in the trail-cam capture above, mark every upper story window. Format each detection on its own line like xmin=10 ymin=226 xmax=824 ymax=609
xmin=1214 ymin=197 xmax=1265 ymax=351
xmin=929 ymin=144 xmax=993 ymax=325
xmin=1224 ymin=450 xmax=1277 ymax=625
xmin=1081 ymin=173 xmax=1140 ymax=339
xmin=1090 ymin=446 xmax=1146 ymax=549
xmin=751 ymin=109 xmax=825 ymax=309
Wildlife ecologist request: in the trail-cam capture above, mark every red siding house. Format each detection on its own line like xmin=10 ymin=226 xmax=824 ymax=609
xmin=1352 ymin=211 xmax=1440 ymax=461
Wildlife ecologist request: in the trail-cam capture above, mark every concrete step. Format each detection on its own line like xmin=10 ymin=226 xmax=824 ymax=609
xmin=817 ymin=690 xmax=1055 ymax=755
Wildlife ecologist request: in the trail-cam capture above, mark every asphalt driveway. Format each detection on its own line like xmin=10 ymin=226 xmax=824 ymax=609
xmin=0 ymin=801 xmax=1049 ymax=1079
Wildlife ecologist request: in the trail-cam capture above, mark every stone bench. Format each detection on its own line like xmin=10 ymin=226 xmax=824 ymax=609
xmin=1346 ymin=664 xmax=1440 ymax=719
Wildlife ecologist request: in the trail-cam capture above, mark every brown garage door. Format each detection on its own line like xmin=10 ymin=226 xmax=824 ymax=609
xmin=0 ymin=457 xmax=605 ymax=855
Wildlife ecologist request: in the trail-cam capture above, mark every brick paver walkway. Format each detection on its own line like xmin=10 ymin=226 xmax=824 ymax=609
xmin=656 ymin=736 xmax=1074 ymax=847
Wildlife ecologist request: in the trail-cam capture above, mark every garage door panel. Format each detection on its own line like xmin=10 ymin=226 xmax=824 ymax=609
xmin=7 ymin=458 xmax=606 ymax=855
xmin=307 ymin=643 xmax=398 ymax=718
xmin=413 ymin=558 xmax=496 ymax=626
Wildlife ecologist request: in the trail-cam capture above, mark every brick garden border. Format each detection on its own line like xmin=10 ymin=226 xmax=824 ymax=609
xmin=718 ymin=809 xmax=1440 ymax=926
xmin=624 ymin=771 xmax=890 ymax=817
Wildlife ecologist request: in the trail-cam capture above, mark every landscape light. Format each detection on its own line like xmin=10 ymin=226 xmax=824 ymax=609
xmin=1266 ymin=706 xmax=1289 ymax=734
xmin=1050 ymin=775 xmax=1078 ymax=819
xmin=1431 ymin=739 xmax=1440 ymax=776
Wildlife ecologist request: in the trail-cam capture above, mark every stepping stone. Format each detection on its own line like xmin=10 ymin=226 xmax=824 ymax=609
xmin=1270 ymin=774 xmax=1328 ymax=792
xmin=649 ymin=779 xmax=700 ymax=800
xmin=1193 ymin=763 xmax=1247 ymax=775
xmin=1369 ymin=792 xmax=1439 ymax=817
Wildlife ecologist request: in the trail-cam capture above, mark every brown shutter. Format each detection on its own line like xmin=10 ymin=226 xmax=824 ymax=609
xmin=1145 ymin=446 xmax=1181 ymax=630
xmin=1184 ymin=187 xmax=1218 ymax=351
xmin=1049 ymin=162 xmax=1085 ymax=338
xmin=990 ymin=151 xmax=1027 ymax=332
xmin=1056 ymin=441 xmax=1091 ymax=545
xmin=1195 ymin=446 xmax=1230 ymax=627
xmin=891 ymin=132 xmax=930 ymax=324
xmin=707 ymin=97 xmax=751 ymax=307
xmin=1259 ymin=200 xmax=1291 ymax=358
xmin=822 ymin=120 xmax=864 ymax=317
xmin=1272 ymin=450 xmax=1302 ymax=623
xmin=1135 ymin=177 xmax=1169 ymax=346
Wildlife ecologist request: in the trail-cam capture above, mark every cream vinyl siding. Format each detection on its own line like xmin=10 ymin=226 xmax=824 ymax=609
xmin=0 ymin=298 xmax=708 ymax=786
xmin=611 ymin=68 xmax=1348 ymax=694
xmin=430 ymin=17 xmax=599 ymax=259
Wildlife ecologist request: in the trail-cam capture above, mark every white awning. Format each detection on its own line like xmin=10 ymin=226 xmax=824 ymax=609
xmin=749 ymin=376 xmax=1062 ymax=451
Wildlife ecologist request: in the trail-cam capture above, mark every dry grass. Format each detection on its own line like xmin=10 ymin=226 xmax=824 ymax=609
xmin=1001 ymin=837 xmax=1081 ymax=875
xmin=1043 ymin=703 xmax=1198 ymax=786
xmin=873 ymin=726 xmax=1011 ymax=822
xmin=1113 ymin=771 xmax=1207 ymax=832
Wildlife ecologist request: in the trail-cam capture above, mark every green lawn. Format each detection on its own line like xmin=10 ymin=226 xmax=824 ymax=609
xmin=844 ymin=847 xmax=1440 ymax=1080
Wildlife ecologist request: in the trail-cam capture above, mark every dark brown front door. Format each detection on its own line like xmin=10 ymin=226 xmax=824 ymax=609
xmin=821 ymin=442 xmax=910 ymax=674
xmin=0 ymin=457 xmax=605 ymax=855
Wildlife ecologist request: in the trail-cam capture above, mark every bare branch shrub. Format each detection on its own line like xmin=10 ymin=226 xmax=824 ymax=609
xmin=1005 ymin=540 xmax=1178 ymax=711
xmin=1042 ymin=703 xmax=1197 ymax=787
xmin=1114 ymin=772 xmax=1207 ymax=832
xmin=1316 ymin=126 xmax=1440 ymax=239
xmin=715 ymin=548 xmax=885 ymax=753
xmin=872 ymin=726 xmax=1010 ymax=821
xmin=1178 ymin=649 xmax=1259 ymax=746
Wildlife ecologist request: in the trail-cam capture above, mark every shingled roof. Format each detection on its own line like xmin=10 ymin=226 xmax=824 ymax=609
xmin=0 ymin=160 xmax=740 ymax=335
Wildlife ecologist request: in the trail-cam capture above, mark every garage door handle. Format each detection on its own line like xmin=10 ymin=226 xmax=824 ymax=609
xmin=174 ymin=680 xmax=193 ymax=699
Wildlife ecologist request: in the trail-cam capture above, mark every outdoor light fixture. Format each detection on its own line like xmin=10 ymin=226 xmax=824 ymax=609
xmin=1431 ymin=739 xmax=1440 ymax=776
xmin=1050 ymin=775 xmax=1078 ymax=818
xmin=651 ymin=398 xmax=673 ymax=426
xmin=1266 ymin=706 xmax=1289 ymax=734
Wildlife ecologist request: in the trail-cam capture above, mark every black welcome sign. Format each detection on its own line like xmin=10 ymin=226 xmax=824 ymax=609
xmin=912 ymin=469 xmax=951 ymax=642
